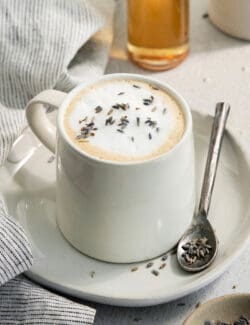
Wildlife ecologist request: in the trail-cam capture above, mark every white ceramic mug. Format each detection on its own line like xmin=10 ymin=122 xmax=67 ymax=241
xmin=26 ymin=73 xmax=195 ymax=263
xmin=209 ymin=0 xmax=250 ymax=40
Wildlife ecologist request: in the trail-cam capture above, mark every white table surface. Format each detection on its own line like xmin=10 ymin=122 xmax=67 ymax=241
xmin=91 ymin=1 xmax=250 ymax=324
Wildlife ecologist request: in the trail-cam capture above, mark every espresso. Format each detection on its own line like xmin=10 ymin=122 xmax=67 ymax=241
xmin=64 ymin=79 xmax=185 ymax=162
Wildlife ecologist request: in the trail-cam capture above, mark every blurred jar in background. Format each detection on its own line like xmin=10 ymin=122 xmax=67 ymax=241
xmin=127 ymin=0 xmax=189 ymax=71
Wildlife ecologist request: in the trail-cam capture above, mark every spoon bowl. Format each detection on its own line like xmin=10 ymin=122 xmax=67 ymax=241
xmin=177 ymin=215 xmax=218 ymax=272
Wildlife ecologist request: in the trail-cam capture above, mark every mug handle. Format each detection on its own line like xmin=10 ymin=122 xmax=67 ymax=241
xmin=26 ymin=90 xmax=67 ymax=153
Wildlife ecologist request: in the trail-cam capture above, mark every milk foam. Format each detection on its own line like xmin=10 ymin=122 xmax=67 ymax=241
xmin=64 ymin=80 xmax=185 ymax=162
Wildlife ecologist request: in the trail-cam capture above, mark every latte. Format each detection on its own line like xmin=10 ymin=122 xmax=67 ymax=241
xmin=64 ymin=79 xmax=185 ymax=162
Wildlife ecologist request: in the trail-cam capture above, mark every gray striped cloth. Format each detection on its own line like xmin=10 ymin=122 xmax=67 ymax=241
xmin=0 ymin=0 xmax=115 ymax=323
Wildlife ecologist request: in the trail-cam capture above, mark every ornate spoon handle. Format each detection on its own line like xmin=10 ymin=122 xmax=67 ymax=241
xmin=198 ymin=102 xmax=230 ymax=217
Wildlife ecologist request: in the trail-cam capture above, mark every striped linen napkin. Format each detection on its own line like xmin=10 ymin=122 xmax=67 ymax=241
xmin=0 ymin=0 xmax=115 ymax=323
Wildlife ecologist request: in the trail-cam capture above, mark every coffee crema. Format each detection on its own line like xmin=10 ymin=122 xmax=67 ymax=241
xmin=64 ymin=79 xmax=185 ymax=162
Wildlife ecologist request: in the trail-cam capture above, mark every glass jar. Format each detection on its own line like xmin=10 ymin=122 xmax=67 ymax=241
xmin=127 ymin=0 xmax=189 ymax=71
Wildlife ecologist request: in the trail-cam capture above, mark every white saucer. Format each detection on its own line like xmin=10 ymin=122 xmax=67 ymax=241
xmin=1 ymin=111 xmax=249 ymax=307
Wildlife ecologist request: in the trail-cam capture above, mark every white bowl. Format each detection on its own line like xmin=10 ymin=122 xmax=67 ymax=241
xmin=209 ymin=0 xmax=250 ymax=40
xmin=184 ymin=293 xmax=250 ymax=324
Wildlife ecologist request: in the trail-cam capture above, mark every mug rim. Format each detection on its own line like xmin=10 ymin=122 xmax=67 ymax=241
xmin=57 ymin=73 xmax=192 ymax=166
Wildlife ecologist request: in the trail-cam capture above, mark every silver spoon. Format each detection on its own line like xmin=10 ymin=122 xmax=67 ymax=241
xmin=177 ymin=102 xmax=230 ymax=272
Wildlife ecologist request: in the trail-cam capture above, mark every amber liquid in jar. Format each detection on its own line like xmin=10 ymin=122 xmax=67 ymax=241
xmin=127 ymin=0 xmax=189 ymax=71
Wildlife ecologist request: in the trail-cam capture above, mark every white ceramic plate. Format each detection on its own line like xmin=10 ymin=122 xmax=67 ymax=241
xmin=0 ymin=111 xmax=249 ymax=307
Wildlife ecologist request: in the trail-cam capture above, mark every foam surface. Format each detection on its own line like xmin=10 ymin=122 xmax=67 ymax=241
xmin=64 ymin=80 xmax=185 ymax=162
